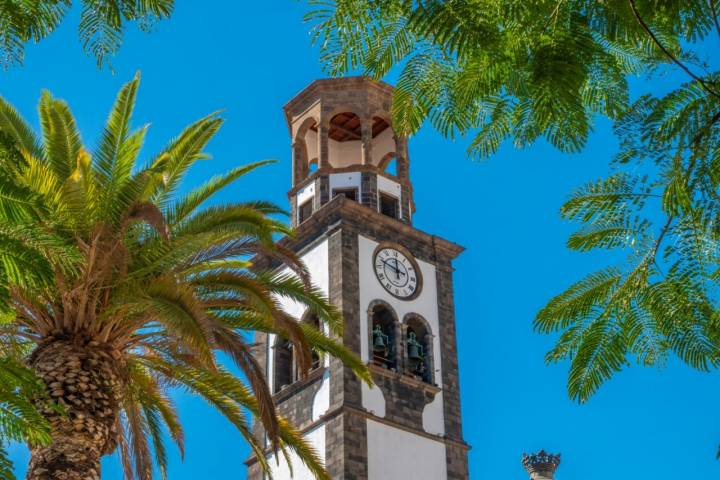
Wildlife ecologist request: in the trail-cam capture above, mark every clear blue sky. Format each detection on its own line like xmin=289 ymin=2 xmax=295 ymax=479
xmin=2 ymin=2 xmax=718 ymax=479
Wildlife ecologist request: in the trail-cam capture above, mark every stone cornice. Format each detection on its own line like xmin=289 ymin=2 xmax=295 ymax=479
xmin=286 ymin=164 xmax=413 ymax=200
xmin=251 ymin=195 xmax=464 ymax=272
xmin=367 ymin=362 xmax=442 ymax=395
xmin=283 ymin=76 xmax=395 ymax=127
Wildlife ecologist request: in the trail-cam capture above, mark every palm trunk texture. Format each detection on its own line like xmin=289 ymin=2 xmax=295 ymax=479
xmin=26 ymin=339 xmax=124 ymax=480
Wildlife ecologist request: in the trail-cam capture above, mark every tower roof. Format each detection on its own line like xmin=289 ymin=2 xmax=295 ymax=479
xmin=283 ymin=76 xmax=394 ymax=132
xmin=283 ymin=76 xmax=415 ymax=227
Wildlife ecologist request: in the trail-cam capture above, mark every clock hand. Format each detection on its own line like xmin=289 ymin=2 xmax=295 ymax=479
xmin=382 ymin=258 xmax=406 ymax=281
xmin=390 ymin=258 xmax=406 ymax=279
xmin=381 ymin=258 xmax=400 ymax=276
xmin=390 ymin=258 xmax=400 ymax=280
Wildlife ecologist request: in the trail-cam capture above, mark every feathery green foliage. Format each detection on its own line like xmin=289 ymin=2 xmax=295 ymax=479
xmin=307 ymin=0 xmax=720 ymax=412
xmin=537 ymin=70 xmax=720 ymax=402
xmin=306 ymin=0 xmax=694 ymax=158
xmin=0 ymin=73 xmax=370 ymax=479
xmin=0 ymin=0 xmax=174 ymax=69
xmin=0 ymin=356 xmax=53 ymax=480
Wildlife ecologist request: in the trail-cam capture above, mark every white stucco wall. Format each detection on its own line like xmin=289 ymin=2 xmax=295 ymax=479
xmin=367 ymin=419 xmax=447 ymax=480
xmin=266 ymin=425 xmax=326 ymax=480
xmin=358 ymin=235 xmax=445 ymax=436
xmin=329 ymin=172 xmax=361 ymax=195
xmin=328 ymin=138 xmax=362 ymax=167
xmin=312 ymin=370 xmax=331 ymax=421
xmin=267 ymin=239 xmax=329 ymax=394
xmin=361 ymin=381 xmax=386 ymax=418
xmin=296 ymin=181 xmax=316 ymax=208
xmin=370 ymin=127 xmax=396 ymax=165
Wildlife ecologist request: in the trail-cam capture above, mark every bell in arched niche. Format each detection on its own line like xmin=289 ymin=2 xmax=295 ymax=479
xmin=404 ymin=318 xmax=433 ymax=384
xmin=369 ymin=304 xmax=397 ymax=370
xmin=406 ymin=330 xmax=425 ymax=376
xmin=372 ymin=323 xmax=392 ymax=368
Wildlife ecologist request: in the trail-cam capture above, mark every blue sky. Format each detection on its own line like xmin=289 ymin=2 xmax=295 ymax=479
xmin=2 ymin=2 xmax=719 ymax=479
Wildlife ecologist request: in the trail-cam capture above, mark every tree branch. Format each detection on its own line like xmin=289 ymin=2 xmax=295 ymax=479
xmin=709 ymin=0 xmax=720 ymax=40
xmin=692 ymin=110 xmax=720 ymax=145
xmin=650 ymin=215 xmax=674 ymax=264
xmin=629 ymin=0 xmax=720 ymax=100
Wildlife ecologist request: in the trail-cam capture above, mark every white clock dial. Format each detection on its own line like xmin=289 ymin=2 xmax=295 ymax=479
xmin=373 ymin=247 xmax=420 ymax=299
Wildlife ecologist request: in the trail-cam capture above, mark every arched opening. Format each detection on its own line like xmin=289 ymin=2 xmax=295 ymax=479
xmin=304 ymin=312 xmax=322 ymax=371
xmin=369 ymin=304 xmax=398 ymax=370
xmin=273 ymin=336 xmax=294 ymax=392
xmin=293 ymin=117 xmax=318 ymax=185
xmin=405 ymin=316 xmax=433 ymax=384
xmin=378 ymin=152 xmax=398 ymax=176
xmin=370 ymin=116 xmax=395 ymax=166
xmin=308 ymin=158 xmax=318 ymax=173
xmin=328 ymin=112 xmax=362 ymax=167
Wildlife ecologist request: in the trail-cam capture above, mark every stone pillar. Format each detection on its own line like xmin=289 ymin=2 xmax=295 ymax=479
xmin=317 ymin=175 xmax=330 ymax=207
xmin=522 ymin=450 xmax=561 ymax=480
xmin=395 ymin=136 xmax=410 ymax=180
xmin=360 ymin=172 xmax=378 ymax=211
xmin=361 ymin=118 xmax=372 ymax=165
xmin=292 ymin=141 xmax=303 ymax=186
xmin=318 ymin=120 xmax=330 ymax=169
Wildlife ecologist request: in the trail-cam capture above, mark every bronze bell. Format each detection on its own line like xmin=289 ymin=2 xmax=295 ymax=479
xmin=372 ymin=325 xmax=388 ymax=354
xmin=407 ymin=331 xmax=424 ymax=361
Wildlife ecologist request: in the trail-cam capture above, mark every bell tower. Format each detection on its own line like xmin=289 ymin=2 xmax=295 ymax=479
xmin=246 ymin=77 xmax=469 ymax=479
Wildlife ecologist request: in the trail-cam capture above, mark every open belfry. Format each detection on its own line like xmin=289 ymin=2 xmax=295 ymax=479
xmin=245 ymin=77 xmax=469 ymax=479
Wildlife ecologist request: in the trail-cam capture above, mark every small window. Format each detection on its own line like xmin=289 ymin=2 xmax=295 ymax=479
xmin=274 ymin=339 xmax=294 ymax=392
xmin=298 ymin=199 xmax=313 ymax=224
xmin=306 ymin=313 xmax=322 ymax=371
xmin=333 ymin=187 xmax=358 ymax=202
xmin=379 ymin=193 xmax=399 ymax=219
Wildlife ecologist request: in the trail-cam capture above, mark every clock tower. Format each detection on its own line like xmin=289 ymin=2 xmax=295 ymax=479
xmin=246 ymin=77 xmax=469 ymax=479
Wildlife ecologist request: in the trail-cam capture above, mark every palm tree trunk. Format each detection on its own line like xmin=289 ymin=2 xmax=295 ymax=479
xmin=26 ymin=338 xmax=124 ymax=480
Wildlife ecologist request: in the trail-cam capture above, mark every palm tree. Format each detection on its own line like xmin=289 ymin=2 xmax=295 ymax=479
xmin=0 ymin=356 xmax=52 ymax=480
xmin=0 ymin=73 xmax=370 ymax=479
xmin=0 ymin=0 xmax=174 ymax=69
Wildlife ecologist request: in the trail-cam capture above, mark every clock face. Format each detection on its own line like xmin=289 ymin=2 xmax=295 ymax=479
xmin=373 ymin=247 xmax=421 ymax=299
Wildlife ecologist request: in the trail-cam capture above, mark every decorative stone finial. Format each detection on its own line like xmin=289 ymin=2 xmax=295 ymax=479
xmin=522 ymin=450 xmax=561 ymax=479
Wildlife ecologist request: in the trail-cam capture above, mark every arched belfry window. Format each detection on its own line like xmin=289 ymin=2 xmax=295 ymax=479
xmin=404 ymin=315 xmax=433 ymax=384
xmin=328 ymin=112 xmax=363 ymax=167
xmin=273 ymin=336 xmax=294 ymax=392
xmin=293 ymin=117 xmax=318 ymax=185
xmin=303 ymin=311 xmax=322 ymax=371
xmin=369 ymin=303 xmax=399 ymax=370
xmin=273 ymin=312 xmax=326 ymax=393
xmin=370 ymin=116 xmax=395 ymax=167
xmin=379 ymin=152 xmax=398 ymax=176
